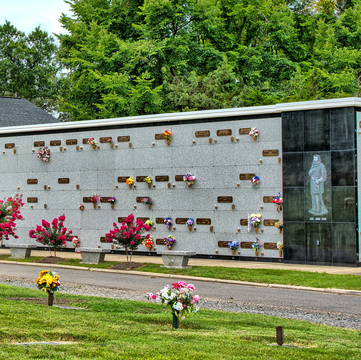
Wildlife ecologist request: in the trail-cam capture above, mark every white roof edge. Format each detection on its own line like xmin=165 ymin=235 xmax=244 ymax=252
xmin=1 ymin=97 xmax=361 ymax=134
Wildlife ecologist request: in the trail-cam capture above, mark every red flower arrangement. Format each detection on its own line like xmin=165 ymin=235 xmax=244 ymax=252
xmin=0 ymin=194 xmax=24 ymax=241
xmin=105 ymin=213 xmax=151 ymax=263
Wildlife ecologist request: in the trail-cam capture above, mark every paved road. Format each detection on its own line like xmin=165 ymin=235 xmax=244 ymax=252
xmin=1 ymin=263 xmax=360 ymax=316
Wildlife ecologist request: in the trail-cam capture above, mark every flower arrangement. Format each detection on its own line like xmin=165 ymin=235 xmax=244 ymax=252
xmin=249 ymin=127 xmax=259 ymax=140
xmin=35 ymin=270 xmax=60 ymax=306
xmin=164 ymin=235 xmax=176 ymax=250
xmin=144 ymin=176 xmax=152 ymax=188
xmin=126 ymin=177 xmax=134 ymax=188
xmin=79 ymin=204 xmax=85 ymax=211
xmin=227 ymin=241 xmax=239 ymax=255
xmin=186 ymin=218 xmax=194 ymax=231
xmin=272 ymin=193 xmax=283 ymax=212
xmin=105 ymin=214 xmax=151 ymax=263
xmin=29 ymin=215 xmax=73 ymax=258
xmin=72 ymin=236 xmax=80 ymax=248
xmin=183 ymin=173 xmax=195 ymax=187
xmin=164 ymin=130 xmax=171 ymax=145
xmin=0 ymin=194 xmax=24 ymax=241
xmin=107 ymin=138 xmax=113 ymax=148
xmin=252 ymin=239 xmax=262 ymax=256
xmin=275 ymin=220 xmax=283 ymax=233
xmin=142 ymin=196 xmax=153 ymax=209
xmin=108 ymin=197 xmax=116 ymax=209
xmin=144 ymin=238 xmax=154 ymax=250
xmin=88 ymin=137 xmax=98 ymax=149
xmin=37 ymin=146 xmax=50 ymax=162
xmin=91 ymin=193 xmax=100 ymax=209
xmin=248 ymin=213 xmax=262 ymax=233
xmin=147 ymin=281 xmax=200 ymax=328
xmin=277 ymin=241 xmax=283 ymax=257
xmin=145 ymin=219 xmax=153 ymax=228
xmin=251 ymin=176 xmax=260 ymax=189
xmin=164 ymin=216 xmax=173 ymax=230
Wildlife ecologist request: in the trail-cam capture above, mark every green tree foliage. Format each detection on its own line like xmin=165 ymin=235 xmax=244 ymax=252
xmin=0 ymin=21 xmax=60 ymax=113
xmin=57 ymin=0 xmax=361 ymax=120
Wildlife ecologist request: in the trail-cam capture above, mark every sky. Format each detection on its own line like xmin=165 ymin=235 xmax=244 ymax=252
xmin=0 ymin=0 xmax=72 ymax=37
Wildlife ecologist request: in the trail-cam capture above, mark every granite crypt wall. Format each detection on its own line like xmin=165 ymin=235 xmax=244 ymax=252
xmin=0 ymin=116 xmax=283 ymax=259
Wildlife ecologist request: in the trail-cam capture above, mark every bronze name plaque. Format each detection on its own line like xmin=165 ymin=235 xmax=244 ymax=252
xmin=50 ymin=140 xmax=61 ymax=146
xmin=100 ymin=197 xmax=110 ymax=203
xmin=241 ymin=242 xmax=253 ymax=249
xmin=218 ymin=241 xmax=230 ymax=248
xmin=156 ymin=239 xmax=165 ymax=245
xmin=117 ymin=136 xmax=130 ymax=142
xmin=239 ymin=173 xmax=256 ymax=180
xmin=155 ymin=175 xmax=169 ymax=182
xmin=196 ymin=218 xmax=211 ymax=225
xmin=262 ymin=149 xmax=279 ymax=157
xmin=175 ymin=175 xmax=184 ymax=181
xmin=176 ymin=218 xmax=188 ymax=224
xmin=264 ymin=219 xmax=279 ymax=226
xmin=155 ymin=133 xmax=166 ymax=140
xmin=217 ymin=196 xmax=233 ymax=203
xmin=264 ymin=242 xmax=278 ymax=250
xmin=136 ymin=197 xmax=148 ymax=203
xmin=82 ymin=197 xmax=93 ymax=203
xmin=27 ymin=179 xmax=38 ymax=185
xmin=217 ymin=129 xmax=232 ymax=136
xmin=82 ymin=138 xmax=89 ymax=144
xmin=100 ymin=137 xmax=111 ymax=143
xmin=66 ymin=139 xmax=78 ymax=145
xmin=118 ymin=176 xmax=130 ymax=183
xmin=27 ymin=197 xmax=38 ymax=203
xmin=239 ymin=128 xmax=251 ymax=135
xmin=263 ymin=196 xmax=276 ymax=203
xmin=118 ymin=217 xmax=126 ymax=223
xmin=240 ymin=219 xmax=248 ymax=226
xmin=156 ymin=218 xmax=165 ymax=224
xmin=136 ymin=176 xmax=146 ymax=182
xmin=100 ymin=237 xmax=109 ymax=243
xmin=5 ymin=143 xmax=15 ymax=149
xmin=195 ymin=130 xmax=210 ymax=138
xmin=58 ymin=178 xmax=70 ymax=184
xmin=34 ymin=141 xmax=45 ymax=147
xmin=137 ymin=217 xmax=150 ymax=222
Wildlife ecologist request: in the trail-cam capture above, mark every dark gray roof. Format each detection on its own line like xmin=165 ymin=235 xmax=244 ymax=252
xmin=0 ymin=97 xmax=59 ymax=127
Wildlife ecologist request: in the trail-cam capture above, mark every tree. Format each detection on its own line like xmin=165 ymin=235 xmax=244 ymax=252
xmin=0 ymin=21 xmax=60 ymax=113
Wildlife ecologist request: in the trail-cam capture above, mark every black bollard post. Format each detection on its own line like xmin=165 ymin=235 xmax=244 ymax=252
xmin=276 ymin=326 xmax=283 ymax=346
xmin=172 ymin=312 xmax=179 ymax=329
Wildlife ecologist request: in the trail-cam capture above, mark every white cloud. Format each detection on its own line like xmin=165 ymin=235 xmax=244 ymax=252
xmin=0 ymin=0 xmax=72 ymax=36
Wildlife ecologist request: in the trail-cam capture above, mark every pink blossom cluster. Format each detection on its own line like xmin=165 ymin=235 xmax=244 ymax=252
xmin=29 ymin=215 xmax=73 ymax=248
xmin=0 ymin=194 xmax=24 ymax=240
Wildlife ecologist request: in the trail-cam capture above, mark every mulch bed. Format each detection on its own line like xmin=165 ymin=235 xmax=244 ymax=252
xmin=110 ymin=262 xmax=145 ymax=271
xmin=8 ymin=297 xmax=86 ymax=305
xmin=36 ymin=257 xmax=66 ymax=264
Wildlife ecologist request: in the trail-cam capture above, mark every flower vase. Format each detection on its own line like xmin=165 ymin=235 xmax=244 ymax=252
xmin=148 ymin=204 xmax=151 ymax=209
xmin=111 ymin=203 xmax=114 ymax=209
xmin=232 ymin=249 xmax=235 ymax=255
xmin=188 ymin=225 xmax=192 ymax=232
xmin=167 ymin=140 xmax=170 ymax=146
xmin=110 ymin=143 xmax=113 ymax=149
xmin=172 ymin=312 xmax=179 ymax=329
xmin=253 ymin=136 xmax=257 ymax=141
xmin=128 ymin=184 xmax=132 ymax=189
xmin=278 ymin=204 xmax=281 ymax=212
xmin=148 ymin=183 xmax=151 ymax=188
xmin=92 ymin=145 xmax=96 ymax=150
xmin=48 ymin=292 xmax=54 ymax=306
xmin=168 ymin=245 xmax=172 ymax=250
xmin=93 ymin=203 xmax=96 ymax=209
xmin=146 ymin=245 xmax=152 ymax=251
xmin=255 ymin=227 xmax=258 ymax=233
xmin=188 ymin=183 xmax=191 ymax=188
xmin=279 ymin=250 xmax=282 ymax=258
xmin=279 ymin=228 xmax=282 ymax=234
xmin=255 ymin=250 xmax=258 ymax=256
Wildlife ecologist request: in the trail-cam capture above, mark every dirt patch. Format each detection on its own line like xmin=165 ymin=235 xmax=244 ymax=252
xmin=8 ymin=297 xmax=86 ymax=306
xmin=36 ymin=256 xmax=66 ymax=264
xmin=110 ymin=262 xmax=145 ymax=271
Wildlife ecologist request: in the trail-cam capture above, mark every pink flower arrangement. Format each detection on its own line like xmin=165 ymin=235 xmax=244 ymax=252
xmin=37 ymin=146 xmax=50 ymax=162
xmin=105 ymin=213 xmax=151 ymax=263
xmin=29 ymin=215 xmax=73 ymax=257
xmin=0 ymin=194 xmax=24 ymax=241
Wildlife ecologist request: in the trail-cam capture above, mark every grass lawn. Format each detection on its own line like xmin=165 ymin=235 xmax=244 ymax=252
xmin=0 ymin=284 xmax=360 ymax=359
xmin=1 ymin=254 xmax=360 ymax=291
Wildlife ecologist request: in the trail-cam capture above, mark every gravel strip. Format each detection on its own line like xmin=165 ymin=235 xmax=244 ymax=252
xmin=1 ymin=275 xmax=360 ymax=330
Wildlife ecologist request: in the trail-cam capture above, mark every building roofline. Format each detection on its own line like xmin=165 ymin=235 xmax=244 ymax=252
xmin=0 ymin=97 xmax=360 ymax=134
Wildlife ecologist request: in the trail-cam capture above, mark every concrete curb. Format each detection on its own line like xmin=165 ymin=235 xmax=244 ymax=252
xmin=1 ymin=260 xmax=361 ymax=296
